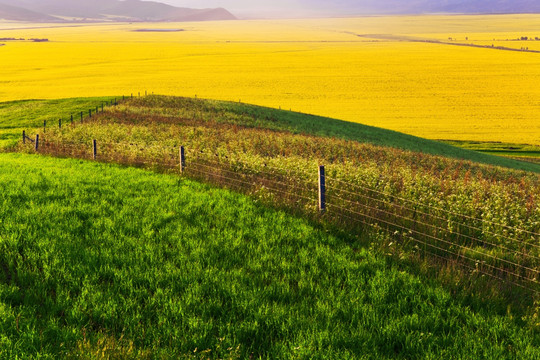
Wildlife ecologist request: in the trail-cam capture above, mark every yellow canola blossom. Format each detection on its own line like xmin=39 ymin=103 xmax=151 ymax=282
xmin=1 ymin=15 xmax=540 ymax=145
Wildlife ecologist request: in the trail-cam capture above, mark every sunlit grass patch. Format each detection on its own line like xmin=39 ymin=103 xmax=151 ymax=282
xmin=0 ymin=153 xmax=538 ymax=358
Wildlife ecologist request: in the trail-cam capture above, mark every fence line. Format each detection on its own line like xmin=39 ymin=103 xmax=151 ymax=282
xmin=189 ymin=158 xmax=318 ymax=196
xmin=188 ymin=164 xmax=313 ymax=204
xmin=331 ymin=208 xmax=540 ymax=296
xmin=335 ymin=205 xmax=537 ymax=293
xmin=330 ymin=177 xmax=540 ymax=238
xmin=328 ymin=182 xmax=540 ymax=250
xmin=326 ymin=202 xmax=538 ymax=280
xmin=19 ymin=94 xmax=540 ymax=294
xmin=325 ymin=187 xmax=539 ymax=259
xmin=325 ymin=191 xmax=540 ymax=262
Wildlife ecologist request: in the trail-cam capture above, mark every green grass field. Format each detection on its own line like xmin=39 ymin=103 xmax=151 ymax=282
xmin=1 ymin=153 xmax=540 ymax=359
xmin=1 ymin=96 xmax=539 ymax=358
xmin=0 ymin=97 xmax=116 ymax=149
xmin=441 ymin=140 xmax=540 ymax=164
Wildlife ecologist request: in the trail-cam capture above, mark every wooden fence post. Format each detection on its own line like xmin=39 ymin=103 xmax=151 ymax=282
xmin=96 ymin=106 xmax=98 ymax=114
xmin=22 ymin=130 xmax=25 ymax=144
xmin=58 ymin=119 xmax=61 ymax=129
xmin=318 ymin=165 xmax=326 ymax=213
xmin=43 ymin=120 xmax=46 ymax=132
xmin=101 ymin=103 xmax=104 ymax=112
xmin=80 ymin=111 xmax=83 ymax=122
xmin=93 ymin=139 xmax=97 ymax=160
xmin=89 ymin=109 xmax=92 ymax=118
xmin=35 ymin=134 xmax=39 ymax=151
xmin=179 ymin=146 xmax=185 ymax=173
xmin=71 ymin=114 xmax=73 ymax=124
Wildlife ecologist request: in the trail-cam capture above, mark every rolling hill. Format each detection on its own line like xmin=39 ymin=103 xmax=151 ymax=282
xmin=0 ymin=0 xmax=236 ymax=22
xmin=2 ymin=0 xmax=540 ymax=21
xmin=298 ymin=0 xmax=540 ymax=15
xmin=0 ymin=2 xmax=60 ymax=21
xmin=0 ymin=95 xmax=539 ymax=357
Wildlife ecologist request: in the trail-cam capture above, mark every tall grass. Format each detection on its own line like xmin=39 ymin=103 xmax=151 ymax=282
xmin=17 ymin=95 xmax=539 ymax=294
xmin=1 ymin=153 xmax=540 ymax=358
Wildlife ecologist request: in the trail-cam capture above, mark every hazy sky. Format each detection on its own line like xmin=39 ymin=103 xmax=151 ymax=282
xmin=158 ymin=0 xmax=329 ymax=17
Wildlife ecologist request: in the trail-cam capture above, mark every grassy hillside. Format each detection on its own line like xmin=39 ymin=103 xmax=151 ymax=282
xmin=209 ymin=99 xmax=540 ymax=173
xmin=8 ymin=95 xmax=540 ymax=292
xmin=441 ymin=140 xmax=540 ymax=164
xmin=1 ymin=153 xmax=539 ymax=358
xmin=2 ymin=96 xmax=539 ymax=173
xmin=0 ymin=97 xmax=116 ymax=148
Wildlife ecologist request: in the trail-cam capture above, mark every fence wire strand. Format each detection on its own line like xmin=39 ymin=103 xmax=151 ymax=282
xmin=331 ymin=206 xmax=539 ymax=292
xmin=328 ymin=182 xmax=540 ymax=250
xmin=325 ymin=192 xmax=540 ymax=262
xmin=189 ymin=158 xmax=317 ymax=196
xmin=326 ymin=203 xmax=539 ymax=278
xmin=330 ymin=177 xmax=540 ymax=238
xmin=188 ymin=164 xmax=315 ymax=203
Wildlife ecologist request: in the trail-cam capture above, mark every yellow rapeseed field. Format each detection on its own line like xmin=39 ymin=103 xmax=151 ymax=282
xmin=1 ymin=15 xmax=540 ymax=145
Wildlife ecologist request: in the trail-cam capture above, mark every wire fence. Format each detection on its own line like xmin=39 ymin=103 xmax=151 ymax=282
xmin=18 ymin=94 xmax=540 ymax=295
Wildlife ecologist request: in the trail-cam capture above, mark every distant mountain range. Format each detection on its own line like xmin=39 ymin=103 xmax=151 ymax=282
xmin=1 ymin=0 xmax=539 ymax=22
xmin=303 ymin=0 xmax=540 ymax=15
xmin=0 ymin=0 xmax=237 ymax=22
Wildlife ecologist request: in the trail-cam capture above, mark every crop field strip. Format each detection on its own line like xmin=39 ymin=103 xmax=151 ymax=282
xmin=15 ymin=95 xmax=540 ymax=296
xmin=354 ymin=33 xmax=540 ymax=53
xmin=2 ymin=15 xmax=540 ymax=146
